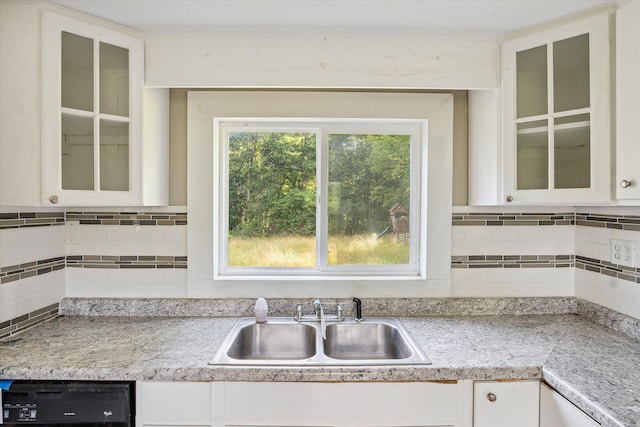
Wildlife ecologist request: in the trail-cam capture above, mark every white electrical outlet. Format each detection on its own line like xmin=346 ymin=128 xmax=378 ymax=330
xmin=65 ymin=220 xmax=80 ymax=244
xmin=611 ymin=239 xmax=635 ymax=267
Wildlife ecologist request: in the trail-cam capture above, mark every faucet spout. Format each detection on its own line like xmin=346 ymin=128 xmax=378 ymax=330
xmin=353 ymin=297 xmax=363 ymax=322
xmin=313 ymin=298 xmax=326 ymax=339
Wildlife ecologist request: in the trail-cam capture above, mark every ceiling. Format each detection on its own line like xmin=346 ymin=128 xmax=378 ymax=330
xmin=49 ymin=0 xmax=624 ymax=38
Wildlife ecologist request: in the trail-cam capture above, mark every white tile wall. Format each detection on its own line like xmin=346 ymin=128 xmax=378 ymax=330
xmin=66 ymin=269 xmax=188 ymax=298
xmin=0 ymin=225 xmax=65 ymax=322
xmin=1 ymin=225 xmax=65 ymax=267
xmin=67 ymin=225 xmax=188 ymax=257
xmin=452 ymin=225 xmax=575 ymax=256
xmin=4 ymin=204 xmax=640 ymax=321
xmin=574 ymin=206 xmax=640 ymax=319
xmin=65 ymin=223 xmax=188 ymax=297
xmin=452 ymin=223 xmax=575 ymax=298
xmin=451 ymin=265 xmax=574 ymax=297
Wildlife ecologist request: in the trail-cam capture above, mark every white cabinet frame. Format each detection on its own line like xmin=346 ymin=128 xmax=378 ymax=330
xmin=501 ymin=12 xmax=612 ymax=205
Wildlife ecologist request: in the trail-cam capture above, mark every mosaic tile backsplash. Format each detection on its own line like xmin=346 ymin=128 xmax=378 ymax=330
xmin=2 ymin=208 xmax=640 ymax=330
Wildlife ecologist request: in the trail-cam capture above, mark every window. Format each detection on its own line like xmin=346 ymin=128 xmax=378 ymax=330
xmin=188 ymin=90 xmax=454 ymax=295
xmin=215 ymin=119 xmax=424 ymax=276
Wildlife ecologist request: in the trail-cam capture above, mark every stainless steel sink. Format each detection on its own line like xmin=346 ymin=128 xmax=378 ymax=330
xmin=209 ymin=317 xmax=431 ymax=366
xmin=323 ymin=322 xmax=413 ymax=360
xmin=226 ymin=322 xmax=316 ymax=360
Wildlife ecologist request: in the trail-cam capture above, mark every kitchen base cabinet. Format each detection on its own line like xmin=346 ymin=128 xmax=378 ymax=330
xmin=213 ymin=381 xmax=473 ymax=427
xmin=540 ymin=383 xmax=600 ymax=427
xmin=136 ymin=381 xmax=212 ymax=427
xmin=473 ymin=380 xmax=539 ymax=427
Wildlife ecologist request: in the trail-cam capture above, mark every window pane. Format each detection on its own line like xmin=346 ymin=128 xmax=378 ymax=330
xmin=517 ymin=120 xmax=548 ymax=190
xmin=554 ymin=114 xmax=590 ymax=189
xmin=516 ymin=44 xmax=547 ymax=118
xmin=227 ymin=131 xmax=317 ymax=267
xmin=100 ymin=42 xmax=129 ymax=116
xmin=554 ymin=34 xmax=590 ymax=112
xmin=100 ymin=119 xmax=129 ymax=191
xmin=61 ymin=113 xmax=94 ymax=190
xmin=61 ymin=32 xmax=93 ymax=111
xmin=328 ymin=134 xmax=410 ymax=265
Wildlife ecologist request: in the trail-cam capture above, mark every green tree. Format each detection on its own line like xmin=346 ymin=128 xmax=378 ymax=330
xmin=229 ymin=131 xmax=316 ymax=237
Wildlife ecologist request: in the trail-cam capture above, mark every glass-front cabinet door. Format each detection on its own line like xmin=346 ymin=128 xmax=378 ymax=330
xmin=501 ymin=11 xmax=611 ymax=204
xmin=42 ymin=11 xmax=143 ymax=205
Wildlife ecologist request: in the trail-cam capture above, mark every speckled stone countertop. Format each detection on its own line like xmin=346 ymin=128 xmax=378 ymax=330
xmin=0 ymin=303 xmax=639 ymax=426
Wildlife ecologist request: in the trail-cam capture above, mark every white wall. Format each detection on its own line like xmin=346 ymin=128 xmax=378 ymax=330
xmin=574 ymin=206 xmax=640 ymax=319
xmin=0 ymin=210 xmax=65 ymax=323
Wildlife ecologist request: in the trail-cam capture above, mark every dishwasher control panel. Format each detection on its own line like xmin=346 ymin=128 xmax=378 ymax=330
xmin=1 ymin=381 xmax=134 ymax=426
xmin=3 ymin=402 xmax=37 ymax=423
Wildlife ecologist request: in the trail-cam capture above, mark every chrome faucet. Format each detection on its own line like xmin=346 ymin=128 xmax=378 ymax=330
xmin=313 ymin=298 xmax=327 ymax=339
xmin=294 ymin=299 xmax=344 ymax=323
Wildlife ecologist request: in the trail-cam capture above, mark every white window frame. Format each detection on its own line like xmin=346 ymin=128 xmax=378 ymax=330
xmin=215 ymin=118 xmax=424 ymax=277
xmin=187 ymin=91 xmax=453 ymax=298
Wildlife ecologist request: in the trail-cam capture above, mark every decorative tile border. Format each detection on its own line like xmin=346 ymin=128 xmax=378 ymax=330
xmin=452 ymin=255 xmax=574 ymax=269
xmin=65 ymin=211 xmax=187 ymax=226
xmin=0 ymin=255 xmax=188 ymax=285
xmin=66 ymin=255 xmax=187 ymax=269
xmin=0 ymin=257 xmax=66 ymax=284
xmin=0 ymin=212 xmax=65 ymax=230
xmin=0 ymin=303 xmax=59 ymax=340
xmin=0 ymin=210 xmax=187 ymax=229
xmin=576 ymin=255 xmax=640 ymax=283
xmin=576 ymin=213 xmax=640 ymax=231
xmin=452 ymin=212 xmax=574 ymax=226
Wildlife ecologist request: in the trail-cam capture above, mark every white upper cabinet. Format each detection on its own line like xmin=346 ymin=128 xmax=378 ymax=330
xmin=42 ymin=11 xmax=145 ymax=206
xmin=615 ymin=1 xmax=640 ymax=202
xmin=0 ymin=2 xmax=168 ymax=207
xmin=501 ymin=11 xmax=612 ymax=204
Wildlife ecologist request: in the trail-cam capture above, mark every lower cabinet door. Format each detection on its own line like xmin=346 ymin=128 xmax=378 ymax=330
xmin=220 ymin=381 xmax=470 ymax=427
xmin=539 ymin=383 xmax=600 ymax=427
xmin=473 ymin=380 xmax=539 ymax=427
xmin=136 ymin=381 xmax=212 ymax=427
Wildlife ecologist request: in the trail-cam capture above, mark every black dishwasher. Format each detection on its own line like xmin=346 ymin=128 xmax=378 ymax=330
xmin=1 ymin=381 xmax=134 ymax=426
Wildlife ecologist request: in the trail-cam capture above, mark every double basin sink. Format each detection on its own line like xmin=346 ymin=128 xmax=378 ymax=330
xmin=209 ymin=317 xmax=431 ymax=366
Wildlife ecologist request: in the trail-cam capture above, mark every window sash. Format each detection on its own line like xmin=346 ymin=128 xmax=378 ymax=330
xmin=215 ymin=118 xmax=423 ymax=277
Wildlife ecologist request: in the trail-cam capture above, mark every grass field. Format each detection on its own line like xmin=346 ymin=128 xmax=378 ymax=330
xmin=228 ymin=234 xmax=409 ymax=267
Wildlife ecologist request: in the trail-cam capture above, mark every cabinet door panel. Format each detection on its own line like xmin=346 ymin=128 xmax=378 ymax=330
xmin=223 ymin=382 xmax=468 ymax=427
xmin=42 ymin=10 xmax=144 ymax=206
xmin=501 ymin=11 xmax=611 ymax=204
xmin=474 ymin=381 xmax=539 ymax=427
xmin=137 ymin=381 xmax=212 ymax=426
xmin=540 ymin=383 xmax=599 ymax=427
